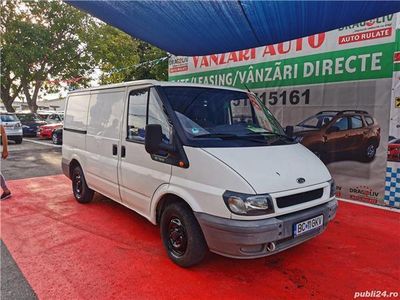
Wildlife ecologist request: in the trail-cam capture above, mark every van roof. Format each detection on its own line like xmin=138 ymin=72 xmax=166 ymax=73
xmin=68 ymin=80 xmax=246 ymax=94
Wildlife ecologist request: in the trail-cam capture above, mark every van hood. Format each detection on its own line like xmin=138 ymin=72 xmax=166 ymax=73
xmin=202 ymin=143 xmax=331 ymax=194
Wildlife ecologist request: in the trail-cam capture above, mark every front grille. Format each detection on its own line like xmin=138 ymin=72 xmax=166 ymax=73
xmin=276 ymin=188 xmax=323 ymax=208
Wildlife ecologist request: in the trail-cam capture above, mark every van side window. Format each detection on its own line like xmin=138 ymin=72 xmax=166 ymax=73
xmin=148 ymin=88 xmax=171 ymax=144
xmin=128 ymin=89 xmax=148 ymax=141
xmin=127 ymin=88 xmax=171 ymax=143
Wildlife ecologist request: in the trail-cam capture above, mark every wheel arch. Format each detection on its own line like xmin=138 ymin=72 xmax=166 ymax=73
xmin=150 ymin=185 xmax=201 ymax=225
xmin=68 ymin=158 xmax=81 ymax=179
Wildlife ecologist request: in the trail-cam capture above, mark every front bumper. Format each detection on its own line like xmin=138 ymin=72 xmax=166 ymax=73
xmin=195 ymin=199 xmax=338 ymax=259
xmin=38 ymin=130 xmax=52 ymax=139
xmin=7 ymin=135 xmax=23 ymax=141
xmin=23 ymin=127 xmax=38 ymax=136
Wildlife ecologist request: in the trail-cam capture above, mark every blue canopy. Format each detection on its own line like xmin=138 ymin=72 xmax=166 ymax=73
xmin=66 ymin=1 xmax=400 ymax=56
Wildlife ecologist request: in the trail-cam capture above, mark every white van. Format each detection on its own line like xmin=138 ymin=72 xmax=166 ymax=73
xmin=62 ymin=80 xmax=337 ymax=267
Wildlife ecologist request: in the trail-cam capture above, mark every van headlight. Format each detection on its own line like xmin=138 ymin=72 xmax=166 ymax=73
xmin=223 ymin=191 xmax=274 ymax=215
xmin=328 ymin=179 xmax=336 ymax=198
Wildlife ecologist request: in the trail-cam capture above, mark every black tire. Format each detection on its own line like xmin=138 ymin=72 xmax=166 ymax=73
xmin=15 ymin=137 xmax=23 ymax=144
xmin=160 ymin=202 xmax=208 ymax=267
xmin=363 ymin=141 xmax=377 ymax=162
xmin=52 ymin=132 xmax=60 ymax=145
xmin=71 ymin=165 xmax=94 ymax=204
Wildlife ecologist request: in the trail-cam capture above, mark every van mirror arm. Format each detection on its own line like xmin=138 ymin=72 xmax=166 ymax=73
xmin=158 ymin=143 xmax=175 ymax=153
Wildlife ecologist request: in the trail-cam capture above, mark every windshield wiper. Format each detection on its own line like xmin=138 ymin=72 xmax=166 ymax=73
xmin=193 ymin=133 xmax=269 ymax=144
xmin=193 ymin=133 xmax=240 ymax=139
xmin=245 ymin=131 xmax=293 ymax=141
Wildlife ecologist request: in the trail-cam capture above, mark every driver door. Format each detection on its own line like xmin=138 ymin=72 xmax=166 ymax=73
xmin=118 ymin=87 xmax=172 ymax=218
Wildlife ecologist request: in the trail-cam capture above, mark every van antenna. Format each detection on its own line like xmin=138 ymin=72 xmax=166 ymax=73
xmin=243 ymin=83 xmax=252 ymax=93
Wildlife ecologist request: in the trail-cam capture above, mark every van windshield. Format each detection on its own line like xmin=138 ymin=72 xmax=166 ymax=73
xmin=162 ymin=87 xmax=293 ymax=147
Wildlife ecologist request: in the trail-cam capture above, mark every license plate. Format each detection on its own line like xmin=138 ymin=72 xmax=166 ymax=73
xmin=294 ymin=215 xmax=324 ymax=237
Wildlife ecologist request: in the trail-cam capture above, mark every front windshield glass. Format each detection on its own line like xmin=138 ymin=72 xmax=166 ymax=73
xmin=16 ymin=113 xmax=41 ymax=122
xmin=162 ymin=87 xmax=292 ymax=147
xmin=46 ymin=113 xmax=64 ymax=124
xmin=298 ymin=114 xmax=334 ymax=129
xmin=0 ymin=114 xmax=18 ymax=122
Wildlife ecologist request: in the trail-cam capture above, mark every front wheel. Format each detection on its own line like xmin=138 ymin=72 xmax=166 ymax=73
xmin=52 ymin=132 xmax=59 ymax=145
xmin=15 ymin=137 xmax=23 ymax=144
xmin=71 ymin=165 xmax=94 ymax=204
xmin=160 ymin=202 xmax=208 ymax=267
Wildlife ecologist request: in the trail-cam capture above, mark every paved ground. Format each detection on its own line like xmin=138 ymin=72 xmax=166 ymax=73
xmin=1 ymin=240 xmax=37 ymax=300
xmin=1 ymin=175 xmax=399 ymax=299
xmin=1 ymin=137 xmax=399 ymax=299
xmin=1 ymin=137 xmax=61 ymax=300
xmin=1 ymin=138 xmax=61 ymax=180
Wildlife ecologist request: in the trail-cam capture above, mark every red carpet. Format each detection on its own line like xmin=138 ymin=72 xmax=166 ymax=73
xmin=1 ymin=175 xmax=399 ymax=299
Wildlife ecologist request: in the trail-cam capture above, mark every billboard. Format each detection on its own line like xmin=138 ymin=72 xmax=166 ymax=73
xmin=169 ymin=14 xmax=399 ymax=208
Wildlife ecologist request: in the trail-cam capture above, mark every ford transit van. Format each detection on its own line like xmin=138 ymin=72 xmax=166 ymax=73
xmin=62 ymin=80 xmax=338 ymax=267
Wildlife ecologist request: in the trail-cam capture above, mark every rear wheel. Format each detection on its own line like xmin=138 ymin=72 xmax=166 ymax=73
xmin=15 ymin=137 xmax=23 ymax=144
xmin=363 ymin=142 xmax=377 ymax=162
xmin=71 ymin=165 xmax=94 ymax=204
xmin=160 ymin=202 xmax=207 ymax=267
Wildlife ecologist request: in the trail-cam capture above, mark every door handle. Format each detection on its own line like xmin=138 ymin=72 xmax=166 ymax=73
xmin=112 ymin=144 xmax=118 ymax=156
xmin=121 ymin=145 xmax=126 ymax=158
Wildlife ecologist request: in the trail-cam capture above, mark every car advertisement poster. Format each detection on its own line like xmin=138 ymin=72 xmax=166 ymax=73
xmin=385 ymin=15 xmax=400 ymax=208
xmin=169 ymin=14 xmax=398 ymax=208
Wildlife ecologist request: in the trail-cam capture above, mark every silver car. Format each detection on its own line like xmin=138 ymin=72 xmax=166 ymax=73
xmin=1 ymin=112 xmax=23 ymax=144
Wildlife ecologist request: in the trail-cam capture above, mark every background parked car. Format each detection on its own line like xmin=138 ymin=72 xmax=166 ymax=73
xmin=16 ymin=112 xmax=47 ymax=137
xmin=38 ymin=122 xmax=63 ymax=139
xmin=52 ymin=127 xmax=63 ymax=145
xmin=37 ymin=110 xmax=53 ymax=120
xmin=388 ymin=138 xmax=400 ymax=162
xmin=291 ymin=110 xmax=380 ymax=163
xmin=45 ymin=112 xmax=64 ymax=124
xmin=38 ymin=112 xmax=64 ymax=139
xmin=0 ymin=112 xmax=23 ymax=144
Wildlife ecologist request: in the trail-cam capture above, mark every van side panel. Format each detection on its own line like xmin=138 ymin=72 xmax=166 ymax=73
xmin=63 ymin=93 xmax=91 ymax=150
xmin=63 ymin=93 xmax=90 ymax=177
xmin=85 ymin=89 xmax=125 ymax=201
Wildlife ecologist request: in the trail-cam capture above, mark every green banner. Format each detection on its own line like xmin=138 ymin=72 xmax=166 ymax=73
xmin=170 ymin=43 xmax=395 ymax=89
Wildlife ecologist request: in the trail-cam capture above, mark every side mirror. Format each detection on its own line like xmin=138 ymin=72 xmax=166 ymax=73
xmin=145 ymin=124 xmax=174 ymax=155
xmin=326 ymin=126 xmax=339 ymax=134
xmin=285 ymin=125 xmax=294 ymax=137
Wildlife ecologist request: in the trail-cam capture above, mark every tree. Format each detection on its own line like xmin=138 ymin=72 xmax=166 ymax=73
xmin=0 ymin=0 xmax=96 ymax=112
xmin=87 ymin=24 xmax=168 ymax=85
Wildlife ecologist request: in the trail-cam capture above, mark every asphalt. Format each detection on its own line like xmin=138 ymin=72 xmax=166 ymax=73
xmin=1 ymin=241 xmax=37 ymax=300
xmin=1 ymin=137 xmax=61 ymax=300
xmin=1 ymin=138 xmax=61 ymax=180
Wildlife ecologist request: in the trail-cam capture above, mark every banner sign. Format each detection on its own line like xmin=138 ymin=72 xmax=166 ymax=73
xmin=169 ymin=14 xmax=398 ymax=207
